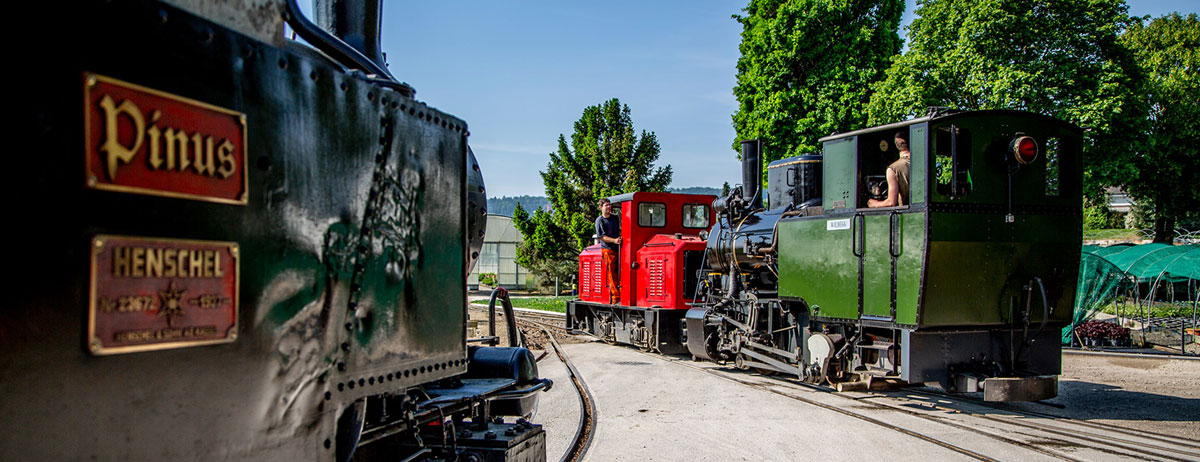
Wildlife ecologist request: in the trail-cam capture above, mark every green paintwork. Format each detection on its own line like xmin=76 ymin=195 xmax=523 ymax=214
xmin=778 ymin=215 xmax=859 ymax=319
xmin=780 ymin=210 xmax=926 ymax=325
xmin=822 ymin=138 xmax=856 ymax=211
xmin=908 ymin=124 xmax=927 ymax=205
xmin=779 ymin=111 xmax=1081 ymax=331
xmin=923 ymin=212 xmax=1079 ymax=327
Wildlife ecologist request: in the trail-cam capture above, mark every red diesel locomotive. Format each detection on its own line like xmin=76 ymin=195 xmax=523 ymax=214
xmin=570 ymin=192 xmax=716 ymax=354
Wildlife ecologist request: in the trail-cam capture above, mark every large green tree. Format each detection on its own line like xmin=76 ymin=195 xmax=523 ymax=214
xmin=513 ymin=99 xmax=672 ymax=287
xmin=866 ymin=0 xmax=1148 ymax=202
xmin=732 ymin=0 xmax=903 ymax=163
xmin=1120 ymin=13 xmax=1200 ymax=241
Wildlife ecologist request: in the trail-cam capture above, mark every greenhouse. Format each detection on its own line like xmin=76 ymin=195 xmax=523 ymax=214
xmin=1069 ymin=244 xmax=1199 ymax=353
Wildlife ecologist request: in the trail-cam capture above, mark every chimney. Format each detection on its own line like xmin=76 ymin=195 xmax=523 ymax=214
xmin=314 ymin=0 xmax=386 ymax=71
xmin=740 ymin=139 xmax=764 ymax=209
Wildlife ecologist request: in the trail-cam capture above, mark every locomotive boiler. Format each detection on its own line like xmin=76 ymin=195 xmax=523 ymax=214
xmin=3 ymin=0 xmax=549 ymax=460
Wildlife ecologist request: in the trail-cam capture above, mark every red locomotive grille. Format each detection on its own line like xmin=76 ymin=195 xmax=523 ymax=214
xmin=647 ymin=258 xmax=665 ymax=300
xmin=591 ymin=260 xmax=603 ymax=296
xmin=582 ymin=260 xmax=594 ymax=295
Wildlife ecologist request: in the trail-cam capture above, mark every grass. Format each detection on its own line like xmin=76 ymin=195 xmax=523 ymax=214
xmin=498 ymin=296 xmax=571 ymax=313
xmin=1083 ymin=228 xmax=1146 ymax=241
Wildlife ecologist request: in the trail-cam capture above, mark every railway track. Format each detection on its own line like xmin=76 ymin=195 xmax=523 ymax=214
xmin=510 ymin=308 xmax=1198 ymax=460
xmin=543 ymin=309 xmax=1196 ymax=461
xmin=658 ymin=354 xmax=1198 ymax=461
xmin=482 ymin=305 xmax=593 ymax=462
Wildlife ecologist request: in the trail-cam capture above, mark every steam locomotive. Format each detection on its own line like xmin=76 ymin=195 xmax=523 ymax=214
xmin=3 ymin=0 xmax=548 ymax=460
xmin=568 ymin=109 xmax=1081 ymax=401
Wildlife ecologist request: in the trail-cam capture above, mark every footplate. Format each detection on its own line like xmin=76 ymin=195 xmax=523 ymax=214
xmin=982 ymin=375 xmax=1058 ymax=402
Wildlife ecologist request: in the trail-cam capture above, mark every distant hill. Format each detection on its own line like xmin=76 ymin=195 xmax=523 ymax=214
xmin=668 ymin=186 xmax=721 ymax=196
xmin=488 ymin=187 xmax=721 ymax=217
xmin=487 ymin=195 xmax=550 ymax=217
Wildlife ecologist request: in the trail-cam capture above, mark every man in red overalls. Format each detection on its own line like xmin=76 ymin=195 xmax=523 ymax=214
xmin=594 ymin=198 xmax=622 ymax=304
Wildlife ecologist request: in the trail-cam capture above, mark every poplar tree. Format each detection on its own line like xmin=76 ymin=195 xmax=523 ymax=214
xmin=513 ymin=99 xmax=672 ymax=288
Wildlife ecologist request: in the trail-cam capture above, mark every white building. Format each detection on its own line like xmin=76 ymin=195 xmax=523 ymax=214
xmin=468 ymin=215 xmax=529 ymax=289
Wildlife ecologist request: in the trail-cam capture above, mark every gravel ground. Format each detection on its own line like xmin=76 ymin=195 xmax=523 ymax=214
xmin=1009 ymin=352 xmax=1200 ymax=440
xmin=466 ymin=303 xmax=1199 ymax=443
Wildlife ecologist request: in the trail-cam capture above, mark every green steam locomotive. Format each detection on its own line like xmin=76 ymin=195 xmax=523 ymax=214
xmin=687 ymin=109 xmax=1082 ymax=401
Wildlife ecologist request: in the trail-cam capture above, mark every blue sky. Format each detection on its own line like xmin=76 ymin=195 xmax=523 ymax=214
xmin=372 ymin=1 xmax=1196 ymax=198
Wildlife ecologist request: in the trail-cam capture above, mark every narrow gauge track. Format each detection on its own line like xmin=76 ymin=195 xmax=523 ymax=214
xmin=504 ymin=309 xmax=595 ymax=462
xmin=872 ymin=387 xmax=1200 ymax=462
xmin=553 ymin=314 xmax=1196 ymax=462
xmin=660 ymin=352 xmax=1198 ymax=461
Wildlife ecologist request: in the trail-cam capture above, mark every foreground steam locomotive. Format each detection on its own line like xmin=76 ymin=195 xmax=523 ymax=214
xmin=4 ymin=0 xmax=548 ymax=460
xmin=569 ymin=109 xmax=1081 ymax=401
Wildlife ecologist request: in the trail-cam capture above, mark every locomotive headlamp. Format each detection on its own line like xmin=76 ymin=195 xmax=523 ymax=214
xmin=1010 ymin=135 xmax=1039 ymax=165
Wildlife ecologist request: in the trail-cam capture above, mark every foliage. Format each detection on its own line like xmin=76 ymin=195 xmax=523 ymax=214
xmin=487 ymin=195 xmax=549 ymax=217
xmin=477 ymin=272 xmax=497 ymax=287
xmin=1101 ymin=300 xmax=1200 ymax=320
xmin=1083 ymin=198 xmax=1121 ymax=230
xmin=513 ymin=98 xmax=672 ymax=285
xmin=512 ymin=206 xmax=580 ymax=288
xmin=866 ymin=0 xmax=1148 ymax=203
xmin=732 ymin=0 xmax=903 ymax=166
xmin=1119 ymin=13 xmax=1200 ymax=242
xmin=1075 ymin=320 xmax=1130 ymax=340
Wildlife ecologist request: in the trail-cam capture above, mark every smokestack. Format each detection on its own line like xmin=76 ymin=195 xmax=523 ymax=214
xmin=314 ymin=0 xmax=386 ymax=71
xmin=740 ymin=139 xmax=764 ymax=209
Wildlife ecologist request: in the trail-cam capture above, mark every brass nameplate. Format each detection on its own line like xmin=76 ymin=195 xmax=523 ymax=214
xmin=84 ymin=73 xmax=248 ymax=204
xmin=88 ymin=235 xmax=239 ymax=355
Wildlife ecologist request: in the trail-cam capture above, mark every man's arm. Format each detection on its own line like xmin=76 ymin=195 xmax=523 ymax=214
xmin=867 ymin=168 xmax=900 ymax=208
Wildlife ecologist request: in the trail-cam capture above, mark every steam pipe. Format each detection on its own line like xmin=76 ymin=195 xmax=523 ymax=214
xmin=283 ymin=0 xmax=412 ymax=96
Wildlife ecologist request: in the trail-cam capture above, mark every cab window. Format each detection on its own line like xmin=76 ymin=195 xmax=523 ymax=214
xmin=934 ymin=125 xmax=972 ymax=198
xmin=682 ymin=204 xmax=709 ymax=228
xmin=638 ymin=203 xmax=666 ymax=227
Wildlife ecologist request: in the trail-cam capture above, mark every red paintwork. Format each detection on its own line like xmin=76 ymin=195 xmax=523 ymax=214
xmin=85 ymin=73 xmax=247 ymax=204
xmin=635 ymin=234 xmax=706 ymax=309
xmin=577 ymin=192 xmax=716 ymax=309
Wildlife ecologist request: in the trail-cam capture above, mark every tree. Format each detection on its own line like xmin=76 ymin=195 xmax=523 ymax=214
xmin=866 ymin=0 xmax=1149 ymax=202
xmin=732 ymin=0 xmax=903 ymax=165
xmin=1120 ymin=13 xmax=1200 ymax=241
xmin=513 ymin=99 xmax=672 ymax=287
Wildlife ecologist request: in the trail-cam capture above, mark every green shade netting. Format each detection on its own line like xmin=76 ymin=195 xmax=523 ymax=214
xmin=1091 ymin=244 xmax=1137 ymax=257
xmin=1065 ymin=244 xmax=1200 ymax=344
xmin=1123 ymin=245 xmax=1198 ymax=282
xmin=1065 ymin=251 xmax=1132 ymax=344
